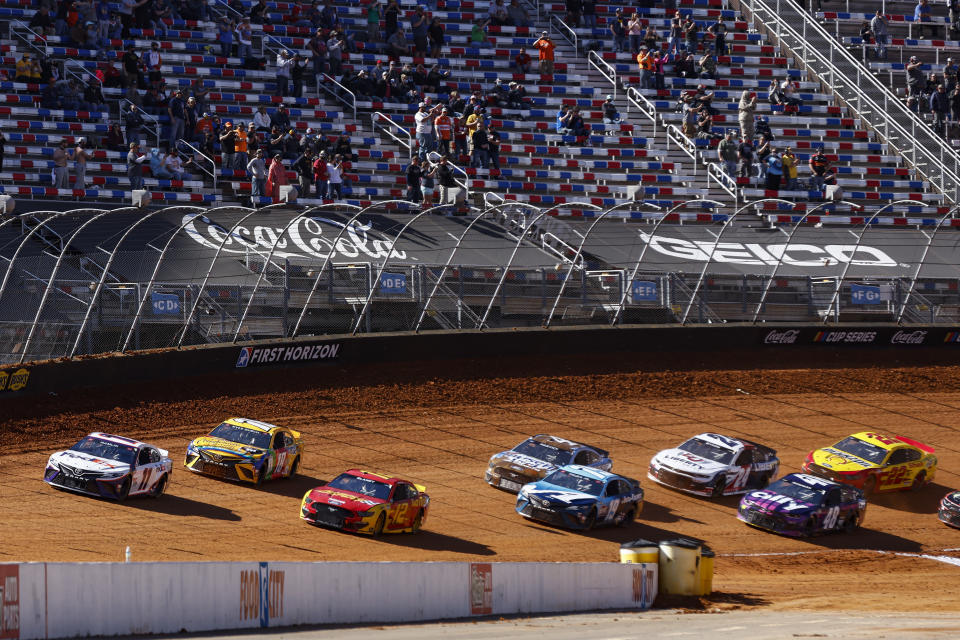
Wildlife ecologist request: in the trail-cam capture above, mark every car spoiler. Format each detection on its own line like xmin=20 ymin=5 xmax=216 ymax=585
xmin=894 ymin=435 xmax=935 ymax=454
xmin=622 ymin=476 xmax=642 ymax=489
xmin=741 ymin=438 xmax=778 ymax=457
xmin=532 ymin=434 xmax=609 ymax=458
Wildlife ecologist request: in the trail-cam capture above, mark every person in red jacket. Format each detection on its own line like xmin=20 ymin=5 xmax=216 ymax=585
xmin=265 ymin=153 xmax=288 ymax=202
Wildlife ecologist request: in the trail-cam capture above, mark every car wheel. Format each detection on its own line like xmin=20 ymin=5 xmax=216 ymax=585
xmin=372 ymin=512 xmax=386 ymax=537
xmin=911 ymin=471 xmax=926 ymax=492
xmin=863 ymin=476 xmax=876 ymax=495
xmin=256 ymin=461 xmax=269 ymax=486
xmin=804 ymin=516 xmax=817 ymax=537
xmin=844 ymin=514 xmax=860 ymax=533
xmin=151 ymin=474 xmax=167 ymax=498
xmin=583 ymin=508 xmax=597 ymax=531
xmin=411 ymin=510 xmax=423 ymax=533
xmin=712 ymin=477 xmax=726 ymax=498
xmin=117 ymin=477 xmax=131 ymax=502
xmin=288 ymin=456 xmax=300 ymax=479
xmin=618 ymin=506 xmax=635 ymax=527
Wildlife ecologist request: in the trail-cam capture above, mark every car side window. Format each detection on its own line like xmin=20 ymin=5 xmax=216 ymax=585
xmin=887 ymin=449 xmax=909 ymax=465
xmin=574 ymin=449 xmax=598 ymax=466
xmin=841 ymin=486 xmax=858 ymax=502
xmin=824 ymin=488 xmax=840 ymax=507
xmin=394 ymin=484 xmax=413 ymax=501
xmin=149 ymin=448 xmax=161 ymax=464
xmin=902 ymin=448 xmax=921 ymax=463
xmin=282 ymin=432 xmax=294 ymax=448
xmin=271 ymin=433 xmax=283 ymax=450
xmin=136 ymin=448 xmax=151 ymax=466
xmin=735 ymin=450 xmax=752 ymax=466
xmin=604 ymin=480 xmax=621 ymax=497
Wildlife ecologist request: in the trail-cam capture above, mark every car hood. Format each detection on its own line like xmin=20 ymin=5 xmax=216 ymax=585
xmin=190 ymin=436 xmax=266 ymax=458
xmin=943 ymin=491 xmax=960 ymax=509
xmin=741 ymin=489 xmax=817 ymax=516
xmin=810 ymin=447 xmax=878 ymax=473
xmin=49 ymin=450 xmax=131 ymax=475
xmin=653 ymin=448 xmax=728 ymax=476
xmin=490 ymin=451 xmax=560 ymax=477
xmin=306 ymin=487 xmax=385 ymax=512
xmin=523 ymin=482 xmax=597 ymax=507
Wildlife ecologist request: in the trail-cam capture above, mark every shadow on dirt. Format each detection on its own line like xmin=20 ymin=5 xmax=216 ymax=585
xmin=655 ymin=591 xmax=771 ymax=610
xmin=635 ymin=500 xmax=705 ymax=525
xmin=123 ymin=494 xmax=240 ymax=521
xmin=257 ymin=474 xmax=327 ymax=499
xmin=869 ymin=482 xmax=951 ymax=515
xmin=797 ymin=526 xmax=923 ymax=552
xmin=375 ymin=530 xmax=496 ymax=556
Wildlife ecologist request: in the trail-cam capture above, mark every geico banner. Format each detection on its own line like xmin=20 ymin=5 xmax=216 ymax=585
xmin=7 ymin=561 xmax=650 ymax=639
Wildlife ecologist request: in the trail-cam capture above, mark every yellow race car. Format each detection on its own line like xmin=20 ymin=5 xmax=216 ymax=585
xmin=802 ymin=431 xmax=937 ymax=494
xmin=184 ymin=417 xmax=303 ymax=485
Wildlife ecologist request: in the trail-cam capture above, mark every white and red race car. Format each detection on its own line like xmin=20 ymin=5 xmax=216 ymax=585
xmin=43 ymin=432 xmax=172 ymax=500
xmin=648 ymin=433 xmax=780 ymax=497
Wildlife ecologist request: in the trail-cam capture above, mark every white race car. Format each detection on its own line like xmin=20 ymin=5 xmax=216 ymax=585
xmin=648 ymin=433 xmax=780 ymax=497
xmin=43 ymin=432 xmax=172 ymax=500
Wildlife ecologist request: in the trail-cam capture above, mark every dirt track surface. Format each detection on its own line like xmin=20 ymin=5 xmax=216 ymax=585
xmin=3 ymin=358 xmax=960 ymax=611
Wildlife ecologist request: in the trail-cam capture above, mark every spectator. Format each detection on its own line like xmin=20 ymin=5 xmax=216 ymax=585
xmin=906 ymin=56 xmax=925 ymax=98
xmin=738 ymin=90 xmax=757 ymax=141
xmin=610 ymin=8 xmax=627 ymax=53
xmin=412 ymin=6 xmax=429 ymax=55
xmin=415 ymin=101 xmax=443 ymax=160
xmin=507 ymin=82 xmax=527 ymax=112
xmin=737 ymin=135 xmax=754 ymax=180
xmin=515 ymin=50 xmax=532 ymax=74
xmin=582 ymin=0 xmax=596 ymax=27
xmin=508 ymin=0 xmax=533 ymax=27
xmin=168 ymin=89 xmax=186 ymax=149
xmin=149 ymin=147 xmax=172 ymax=179
xmin=271 ymin=103 xmax=292 ymax=132
xmin=453 ymin=115 xmax=468 ymax=158
xmin=265 ymin=154 xmax=287 ymax=202
xmin=781 ymin=147 xmax=799 ymax=190
xmin=718 ymin=131 xmax=738 ymax=177
xmin=569 ymin=107 xmax=588 ymax=137
xmin=237 ymin=17 xmax=253 ymax=61
xmin=809 ymin=148 xmax=830 ymax=191
xmin=281 ymin=128 xmax=300 ymax=160
xmin=247 ymin=147 xmax=267 ymax=202
xmin=628 ymin=12 xmax=643 ymax=53
xmin=312 ymin=151 xmax=328 ymax=199
xmin=29 ymin=6 xmax=55 ymax=35
xmin=422 ymin=160 xmax=436 ymax=207
xmin=447 ymin=90 xmax=466 ymax=115
xmin=756 ymin=133 xmax=772 ymax=182
xmin=364 ymin=0 xmax=381 ymax=42
xmin=698 ymin=53 xmax=716 ymax=80
xmin=932 ymin=84 xmax=951 ymax=137
xmin=915 ymin=0 xmax=933 ymax=39
xmin=233 ymin=122 xmax=249 ymax=170
xmin=858 ymin=21 xmax=873 ymax=61
xmin=436 ymin=155 xmax=459 ymax=206
xmin=249 ymin=0 xmax=267 ymax=22
xmin=124 ymin=103 xmax=144 ymax=145
xmin=471 ymin=21 xmax=492 ymax=49
xmin=756 ymin=114 xmax=773 ymax=140
xmin=387 ymin=25 xmax=408 ymax=59
xmin=708 ymin=17 xmax=727 ymax=56
xmin=556 ymin=104 xmax=572 ymax=134
xmin=489 ymin=0 xmax=508 ymax=26
xmin=293 ymin=148 xmax=314 ymax=196
xmin=765 ymin=147 xmax=782 ymax=190
xmin=121 ymin=45 xmax=140 ymax=89
xmin=218 ymin=18 xmax=235 ymax=59
xmin=682 ymin=98 xmax=697 ymax=136
xmin=643 ymin=26 xmax=658 ymax=52
xmin=220 ymin=122 xmax=237 ymax=169
xmin=951 ymin=83 xmax=960 ymax=127
xmin=105 ymin=124 xmax=125 ymax=152
xmin=487 ymin=78 xmax=510 ymax=107
xmin=767 ymin=79 xmax=784 ymax=105
xmin=84 ymin=81 xmax=104 ymax=112
xmin=684 ymin=15 xmax=699 ymax=54
xmin=675 ymin=53 xmax=695 ymax=78
xmin=565 ymin=0 xmax=581 ymax=27
xmin=183 ymin=96 xmax=198 ymax=142
xmin=127 ymin=142 xmax=147 ymax=190
xmin=780 ymin=78 xmax=802 ymax=107
xmin=945 ymin=58 xmax=958 ymax=96
xmin=334 ymin=132 xmax=355 ymax=162
xmin=327 ymin=154 xmax=344 ymax=200
xmin=406 ymin=156 xmax=423 ymax=202
xmin=652 ymin=51 xmax=666 ymax=90
xmin=52 ymin=140 xmax=71 ymax=189
xmin=435 ymin=107 xmax=453 ymax=155
xmin=428 ymin=16 xmax=444 ymax=57
xmin=667 ymin=11 xmax=683 ymax=56
xmin=275 ymin=50 xmax=293 ymax=97
xmin=471 ymin=122 xmax=490 ymax=168
xmin=871 ymin=10 xmax=888 ymax=61
xmin=165 ymin=150 xmax=191 ymax=182
xmin=291 ymin=54 xmax=308 ymax=98
xmin=696 ymin=106 xmax=715 ymax=140
xmin=488 ymin=127 xmax=501 ymax=170
xmin=637 ymin=47 xmax=653 ymax=89
xmin=384 ymin=0 xmax=399 ymax=36
xmin=602 ymin=95 xmax=621 ymax=124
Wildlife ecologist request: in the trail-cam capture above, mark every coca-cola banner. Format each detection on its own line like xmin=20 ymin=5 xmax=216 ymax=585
xmin=760 ymin=327 xmax=957 ymax=346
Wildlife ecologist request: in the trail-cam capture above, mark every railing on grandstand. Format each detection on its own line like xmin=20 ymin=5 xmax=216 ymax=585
xmin=319 ymin=73 xmax=357 ymax=121
xmin=707 ymin=162 xmax=739 ymax=204
xmin=426 ymin=151 xmax=470 ymax=204
xmin=666 ymin=124 xmax=698 ymax=176
xmin=211 ymin=0 xmax=244 ymax=21
xmin=121 ymin=98 xmax=161 ymax=149
xmin=175 ymin=139 xmax=217 ymax=190
xmin=625 ymin=86 xmax=658 ymax=136
xmin=8 ymin=21 xmax=46 ymax=61
xmin=63 ymin=61 xmax=102 ymax=92
xmin=588 ymin=50 xmax=618 ymax=100
xmin=549 ymin=15 xmax=578 ymax=54
xmin=738 ymin=0 xmax=960 ymax=205
xmin=372 ymin=111 xmax=413 ymax=158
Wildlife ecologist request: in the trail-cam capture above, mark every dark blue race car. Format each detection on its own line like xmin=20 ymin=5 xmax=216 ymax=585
xmin=738 ymin=472 xmax=866 ymax=537
xmin=515 ymin=465 xmax=643 ymax=530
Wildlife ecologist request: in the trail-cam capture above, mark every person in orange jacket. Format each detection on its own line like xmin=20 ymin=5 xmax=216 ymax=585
xmin=532 ymin=31 xmax=555 ymax=75
xmin=434 ymin=107 xmax=453 ymax=156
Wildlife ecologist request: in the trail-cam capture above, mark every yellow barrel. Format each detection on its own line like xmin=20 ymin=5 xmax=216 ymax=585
xmin=658 ymin=538 xmax=702 ymax=596
xmin=699 ymin=545 xmax=715 ymax=595
xmin=619 ymin=539 xmax=660 ymax=564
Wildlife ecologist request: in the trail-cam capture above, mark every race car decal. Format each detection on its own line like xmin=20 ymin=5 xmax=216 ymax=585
xmin=525 ymin=489 xmax=591 ymax=503
xmin=499 ymin=453 xmax=556 ymax=471
xmin=822 ymin=448 xmax=874 ymax=467
xmin=748 ymin=491 xmax=814 ymax=512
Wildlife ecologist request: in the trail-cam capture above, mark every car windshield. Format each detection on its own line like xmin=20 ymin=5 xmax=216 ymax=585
xmin=208 ymin=423 xmax=272 ymax=449
xmin=327 ymin=473 xmax=393 ymax=501
xmin=768 ymin=478 xmax=825 ymax=504
xmin=831 ymin=436 xmax=887 ymax=464
xmin=543 ymin=469 xmax=605 ymax=496
xmin=70 ymin=437 xmax=136 ymax=464
xmin=512 ymin=439 xmax=573 ymax=465
xmin=678 ymin=437 xmax=736 ymax=464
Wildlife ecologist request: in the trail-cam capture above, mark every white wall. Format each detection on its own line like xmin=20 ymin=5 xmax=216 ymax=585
xmin=4 ymin=560 xmax=655 ymax=640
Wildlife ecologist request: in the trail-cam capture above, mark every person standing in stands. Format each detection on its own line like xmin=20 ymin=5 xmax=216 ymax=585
xmin=247 ymin=148 xmax=267 ymax=203
xmin=628 ymin=12 xmax=643 ymax=54
xmin=808 ymin=148 xmax=830 ymax=192
xmin=74 ymin=138 xmax=90 ymax=189
xmin=756 ymin=133 xmax=771 ymax=183
xmin=237 ymin=17 xmax=253 ymax=61
xmin=668 ymin=11 xmax=684 ymax=55
xmin=906 ymin=56 xmax=925 ymax=99
xmin=52 ymin=140 xmax=71 ymax=190
xmin=452 ymin=115 xmax=468 ymax=159
xmin=293 ymin=148 xmax=314 ymax=197
xmin=717 ymin=131 xmax=738 ymax=178
xmin=870 ymin=10 xmax=888 ymax=61
xmin=738 ymin=90 xmax=757 ymax=141
xmin=610 ymin=8 xmax=626 ymax=52
xmin=471 ymin=123 xmax=490 ymax=169
xmin=683 ymin=14 xmax=699 ymax=54
xmin=364 ymin=0 xmax=381 ymax=42
xmin=124 ymin=102 xmax=143 ymax=146
xmin=435 ymin=107 xmax=453 ymax=156
xmin=275 ymin=50 xmax=293 ymax=98
xmin=312 ymin=151 xmax=328 ymax=199
xmin=415 ymin=101 xmax=443 ymax=161
xmin=219 ymin=122 xmax=237 ymax=169
xmin=487 ymin=126 xmax=501 ymax=169
xmin=168 ymin=89 xmax=186 ymax=150
xmin=411 ymin=6 xmax=429 ymax=56
xmin=436 ymin=155 xmax=458 ymax=207
xmin=265 ymin=153 xmax=287 ymax=202
xmin=707 ymin=17 xmax=727 ymax=56
xmin=384 ymin=0 xmax=399 ymax=36
xmin=915 ymin=0 xmax=934 ymax=39
xmin=127 ymin=141 xmax=146 ymax=190
xmin=121 ymin=44 xmax=140 ymax=90
xmin=931 ymin=84 xmax=951 ymax=137
xmin=780 ymin=147 xmax=798 ymax=190
xmin=765 ymin=147 xmax=782 ymax=190
xmin=428 ymin=15 xmax=445 ymax=58
xmin=406 ymin=156 xmax=423 ymax=203
xmin=326 ymin=154 xmax=344 ymax=200
xmin=737 ymin=135 xmax=754 ymax=180
xmin=233 ymin=122 xmax=249 ymax=169
xmin=533 ymin=31 xmax=555 ymax=76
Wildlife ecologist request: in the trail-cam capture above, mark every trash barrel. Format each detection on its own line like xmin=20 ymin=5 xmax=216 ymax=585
xmin=699 ymin=545 xmax=715 ymax=595
xmin=619 ymin=539 xmax=659 ymax=564
xmin=658 ymin=538 xmax=702 ymax=596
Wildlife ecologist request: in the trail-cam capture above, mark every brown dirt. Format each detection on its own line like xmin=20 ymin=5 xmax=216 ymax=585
xmin=2 ymin=358 xmax=960 ymax=612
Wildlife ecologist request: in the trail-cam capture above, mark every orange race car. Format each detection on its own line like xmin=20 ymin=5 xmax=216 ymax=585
xmin=300 ymin=469 xmax=429 ymax=536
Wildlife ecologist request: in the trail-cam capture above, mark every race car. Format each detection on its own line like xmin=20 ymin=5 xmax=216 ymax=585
xmin=515 ymin=464 xmax=643 ymax=530
xmin=939 ymin=490 xmax=960 ymax=528
xmin=802 ymin=431 xmax=937 ymax=494
xmin=485 ymin=434 xmax=613 ymax=493
xmin=43 ymin=432 xmax=172 ymax=500
xmin=738 ymin=473 xmax=866 ymax=537
xmin=184 ymin=417 xmax=303 ymax=485
xmin=300 ymin=469 xmax=429 ymax=536
xmin=648 ymin=433 xmax=780 ymax=497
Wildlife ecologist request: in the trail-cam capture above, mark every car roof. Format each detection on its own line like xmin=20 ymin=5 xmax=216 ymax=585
xmin=692 ymin=433 xmax=744 ymax=451
xmin=223 ymin=417 xmax=282 ymax=433
xmin=341 ymin=468 xmax=401 ymax=486
xmin=88 ymin=432 xmax=147 ymax=448
xmin=528 ymin=434 xmax=610 ymax=457
xmin=558 ymin=464 xmax=617 ymax=481
xmin=781 ymin=472 xmax=841 ymax=490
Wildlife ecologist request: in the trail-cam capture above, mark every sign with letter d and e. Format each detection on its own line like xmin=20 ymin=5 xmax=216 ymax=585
xmin=151 ymin=292 xmax=181 ymax=315
xmin=850 ymin=283 xmax=881 ymax=305
xmin=379 ymin=272 xmax=407 ymax=294
xmin=631 ymin=280 xmax=658 ymax=303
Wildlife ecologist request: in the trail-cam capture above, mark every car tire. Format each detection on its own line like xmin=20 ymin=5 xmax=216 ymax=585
xmin=117 ymin=477 xmax=131 ymax=502
xmin=844 ymin=514 xmax=860 ymax=533
xmin=583 ymin=508 xmax=597 ymax=531
xmin=911 ymin=471 xmax=926 ymax=492
xmin=372 ymin=512 xmax=386 ymax=537
xmin=411 ymin=510 xmax=423 ymax=533
xmin=288 ymin=456 xmax=300 ymax=479
xmin=804 ymin=516 xmax=817 ymax=537
xmin=712 ymin=477 xmax=726 ymax=498
xmin=618 ymin=506 xmax=635 ymax=527
xmin=151 ymin=474 xmax=167 ymax=498
xmin=863 ymin=476 xmax=876 ymax=495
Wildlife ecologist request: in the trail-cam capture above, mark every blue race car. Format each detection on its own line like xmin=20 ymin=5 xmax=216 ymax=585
xmin=516 ymin=465 xmax=644 ymax=530
xmin=738 ymin=472 xmax=866 ymax=537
